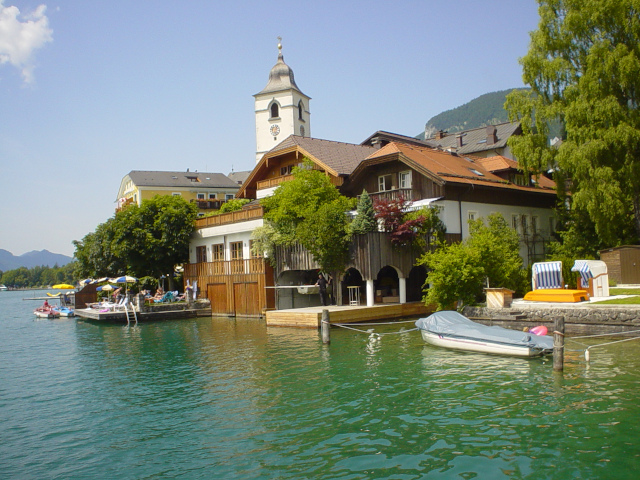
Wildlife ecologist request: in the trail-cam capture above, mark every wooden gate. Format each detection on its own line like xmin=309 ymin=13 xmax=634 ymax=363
xmin=233 ymin=282 xmax=260 ymax=316
xmin=208 ymin=283 xmax=229 ymax=315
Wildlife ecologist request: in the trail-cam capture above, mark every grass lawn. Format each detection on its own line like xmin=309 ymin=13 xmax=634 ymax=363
xmin=609 ymin=288 xmax=640 ymax=295
xmin=591 ymin=287 xmax=640 ymax=304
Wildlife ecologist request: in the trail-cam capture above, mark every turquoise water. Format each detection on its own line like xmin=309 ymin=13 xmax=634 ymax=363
xmin=1 ymin=290 xmax=640 ymax=479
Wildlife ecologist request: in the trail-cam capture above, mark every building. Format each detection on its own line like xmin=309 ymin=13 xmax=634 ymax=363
xmin=344 ymin=142 xmax=557 ymax=269
xmin=185 ymin=42 xmax=558 ymax=316
xmin=254 ymin=39 xmax=311 ymax=163
xmin=116 ymin=170 xmax=240 ymax=215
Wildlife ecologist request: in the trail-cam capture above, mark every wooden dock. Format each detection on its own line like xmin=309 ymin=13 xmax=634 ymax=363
xmin=265 ymin=301 xmax=431 ymax=328
xmin=75 ymin=305 xmax=212 ymax=322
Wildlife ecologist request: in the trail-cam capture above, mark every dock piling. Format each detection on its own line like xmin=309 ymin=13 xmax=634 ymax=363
xmin=321 ymin=309 xmax=330 ymax=344
xmin=553 ymin=316 xmax=565 ymax=372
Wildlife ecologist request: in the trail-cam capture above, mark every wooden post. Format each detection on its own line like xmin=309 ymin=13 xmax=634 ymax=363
xmin=321 ymin=309 xmax=330 ymax=344
xmin=553 ymin=316 xmax=565 ymax=372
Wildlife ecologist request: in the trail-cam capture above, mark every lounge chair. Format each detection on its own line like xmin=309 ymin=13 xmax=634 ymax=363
xmin=153 ymin=291 xmax=175 ymax=303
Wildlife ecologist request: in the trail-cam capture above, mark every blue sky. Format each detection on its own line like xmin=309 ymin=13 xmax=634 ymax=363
xmin=0 ymin=0 xmax=540 ymax=257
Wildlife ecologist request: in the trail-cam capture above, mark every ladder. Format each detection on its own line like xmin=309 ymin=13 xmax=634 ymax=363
xmin=124 ymin=302 xmax=138 ymax=325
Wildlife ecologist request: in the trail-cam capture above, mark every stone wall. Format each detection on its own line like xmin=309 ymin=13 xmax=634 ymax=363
xmin=463 ymin=305 xmax=640 ymax=335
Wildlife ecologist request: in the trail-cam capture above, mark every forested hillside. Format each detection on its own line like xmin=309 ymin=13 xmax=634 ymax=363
xmin=416 ymin=89 xmax=527 ymax=140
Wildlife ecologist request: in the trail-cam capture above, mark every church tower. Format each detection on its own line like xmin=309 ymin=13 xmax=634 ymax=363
xmin=254 ymin=38 xmax=311 ymax=163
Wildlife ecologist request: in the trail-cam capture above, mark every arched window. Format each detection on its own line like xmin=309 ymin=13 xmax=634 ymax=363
xmin=270 ymin=102 xmax=279 ymax=119
xmin=298 ymin=101 xmax=304 ymax=120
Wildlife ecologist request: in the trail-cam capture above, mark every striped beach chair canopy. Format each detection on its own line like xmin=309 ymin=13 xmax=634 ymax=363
xmin=571 ymin=260 xmax=608 ymax=285
xmin=532 ymin=261 xmax=563 ymax=290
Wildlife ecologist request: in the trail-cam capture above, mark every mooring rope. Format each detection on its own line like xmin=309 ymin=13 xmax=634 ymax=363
xmin=330 ymin=322 xmax=418 ymax=336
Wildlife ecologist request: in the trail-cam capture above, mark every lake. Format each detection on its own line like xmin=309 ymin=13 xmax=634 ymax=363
xmin=1 ymin=289 xmax=639 ymax=479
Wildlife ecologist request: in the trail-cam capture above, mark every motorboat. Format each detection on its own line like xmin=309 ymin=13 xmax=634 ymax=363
xmin=415 ymin=311 xmax=553 ymax=357
xmin=54 ymin=306 xmax=75 ymax=317
xmin=34 ymin=305 xmax=61 ymax=319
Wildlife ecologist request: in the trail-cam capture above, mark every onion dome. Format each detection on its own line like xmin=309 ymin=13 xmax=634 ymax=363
xmin=256 ymin=39 xmax=306 ymax=96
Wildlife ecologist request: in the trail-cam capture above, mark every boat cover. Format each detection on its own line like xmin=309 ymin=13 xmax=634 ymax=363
xmin=415 ymin=311 xmax=553 ymax=350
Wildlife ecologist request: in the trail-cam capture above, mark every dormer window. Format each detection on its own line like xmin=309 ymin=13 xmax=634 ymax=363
xmin=270 ymin=102 xmax=279 ymax=119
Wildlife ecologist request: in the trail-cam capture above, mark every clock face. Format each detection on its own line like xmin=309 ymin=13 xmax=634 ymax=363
xmin=300 ymin=125 xmax=305 ymax=137
xmin=270 ymin=124 xmax=280 ymax=136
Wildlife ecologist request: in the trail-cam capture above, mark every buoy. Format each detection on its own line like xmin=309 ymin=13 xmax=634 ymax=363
xmin=530 ymin=325 xmax=548 ymax=336
xmin=585 ymin=349 xmax=591 ymax=362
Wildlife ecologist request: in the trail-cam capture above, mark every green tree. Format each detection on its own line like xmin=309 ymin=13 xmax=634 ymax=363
xmin=73 ymin=218 xmax=127 ymax=279
xmin=418 ymin=213 xmax=525 ymax=310
xmin=506 ymin=0 xmax=640 ymax=246
xmin=74 ymin=195 xmax=197 ymax=283
xmin=350 ymin=190 xmax=377 ymax=235
xmin=261 ymin=161 xmax=356 ymax=273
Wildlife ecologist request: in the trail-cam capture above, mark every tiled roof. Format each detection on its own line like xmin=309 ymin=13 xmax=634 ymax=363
xmin=475 ymin=155 xmax=556 ymax=189
xmin=128 ymin=171 xmax=239 ymax=189
xmin=270 ymin=135 xmax=377 ymax=175
xmin=227 ymin=170 xmax=252 ymax=186
xmin=475 ymin=155 xmax=519 ymax=172
xmin=427 ymin=122 xmax=521 ymax=155
xmin=366 ymin=143 xmax=556 ymax=193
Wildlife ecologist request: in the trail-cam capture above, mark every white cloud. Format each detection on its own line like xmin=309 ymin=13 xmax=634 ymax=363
xmin=0 ymin=1 xmax=53 ymax=83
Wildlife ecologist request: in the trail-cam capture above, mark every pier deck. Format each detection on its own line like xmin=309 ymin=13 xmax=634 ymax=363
xmin=265 ymin=301 xmax=431 ymax=328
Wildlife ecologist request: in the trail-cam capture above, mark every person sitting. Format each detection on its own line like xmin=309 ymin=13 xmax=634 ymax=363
xmin=153 ymin=288 xmax=164 ymax=300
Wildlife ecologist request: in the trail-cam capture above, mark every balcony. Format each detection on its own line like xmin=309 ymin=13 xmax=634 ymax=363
xmin=257 ymin=173 xmax=343 ymax=191
xmin=367 ymin=188 xmax=416 ymax=203
xmin=195 ymin=205 xmax=264 ymax=229
xmin=192 ymin=199 xmax=225 ymax=210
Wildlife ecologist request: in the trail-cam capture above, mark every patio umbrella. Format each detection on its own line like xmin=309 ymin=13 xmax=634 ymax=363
xmin=114 ymin=275 xmax=137 ymax=294
xmin=79 ymin=279 xmax=93 ymax=286
xmin=113 ymin=276 xmax=137 ymax=284
xmin=92 ymin=277 xmax=109 ymax=284
xmin=52 ymin=284 xmax=75 ymax=289
xmin=96 ymin=284 xmax=116 ymax=292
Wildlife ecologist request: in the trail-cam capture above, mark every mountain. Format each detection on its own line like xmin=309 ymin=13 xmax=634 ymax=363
xmin=0 ymin=249 xmax=73 ymax=271
xmin=416 ymin=88 xmax=528 ymax=140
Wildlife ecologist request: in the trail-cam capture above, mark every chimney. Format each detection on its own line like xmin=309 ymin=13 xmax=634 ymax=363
xmin=486 ymin=125 xmax=498 ymax=144
xmin=456 ymin=133 xmax=466 ymax=148
xmin=371 ymin=137 xmax=383 ymax=149
xmin=435 ymin=130 xmax=445 ymax=140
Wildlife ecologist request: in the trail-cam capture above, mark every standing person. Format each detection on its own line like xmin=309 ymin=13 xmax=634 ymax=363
xmin=315 ymin=273 xmax=328 ymax=306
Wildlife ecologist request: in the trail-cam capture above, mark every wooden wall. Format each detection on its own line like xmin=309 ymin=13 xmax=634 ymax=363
xmin=185 ymin=259 xmax=275 ymax=317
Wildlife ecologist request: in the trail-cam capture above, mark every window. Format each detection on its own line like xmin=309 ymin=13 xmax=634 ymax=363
xmin=468 ymin=211 xmax=477 ymax=222
xmin=225 ymin=194 xmax=235 ymax=200
xmin=378 ymin=174 xmax=393 ymax=191
xmin=298 ymin=101 xmax=304 ymax=120
xmin=532 ymin=216 xmax=539 ymax=234
xmin=249 ymin=240 xmax=261 ymax=258
xmin=270 ymin=103 xmax=279 ymax=119
xmin=399 ymin=171 xmax=412 ymax=189
xmin=197 ymin=193 xmax=205 ymax=200
xmin=196 ymin=246 xmax=207 ymax=263
xmin=172 ymin=192 xmax=181 ymax=196
xmin=208 ymin=193 xmax=217 ymax=200
xmin=549 ymin=217 xmax=556 ymax=234
xmin=521 ymin=214 xmax=529 ymax=235
xmin=211 ymin=244 xmax=224 ymax=261
xmin=230 ymin=241 xmax=244 ymax=260
xmin=280 ymin=164 xmax=294 ymax=176
xmin=512 ymin=214 xmax=519 ymax=232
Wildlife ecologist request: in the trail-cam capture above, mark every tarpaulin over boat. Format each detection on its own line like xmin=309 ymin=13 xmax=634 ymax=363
xmin=415 ymin=311 xmax=553 ymax=350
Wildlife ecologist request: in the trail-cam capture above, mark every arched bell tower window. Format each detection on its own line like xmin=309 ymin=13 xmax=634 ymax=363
xmin=270 ymin=102 xmax=279 ymax=119
xmin=298 ymin=101 xmax=304 ymax=120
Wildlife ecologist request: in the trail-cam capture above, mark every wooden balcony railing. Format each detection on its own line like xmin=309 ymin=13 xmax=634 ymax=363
xmin=192 ymin=199 xmax=224 ymax=210
xmin=368 ymin=188 xmax=416 ymax=203
xmin=257 ymin=173 xmax=343 ymax=191
xmin=195 ymin=205 xmax=264 ymax=229
xmin=257 ymin=174 xmax=294 ymax=190
xmin=184 ymin=258 xmax=266 ymax=278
